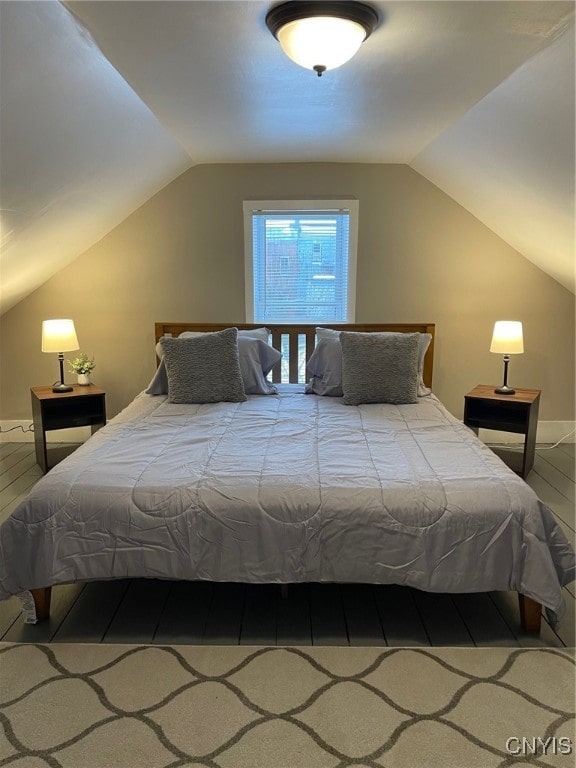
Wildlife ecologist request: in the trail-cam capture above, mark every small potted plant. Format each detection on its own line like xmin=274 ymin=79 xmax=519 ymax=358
xmin=68 ymin=353 xmax=96 ymax=385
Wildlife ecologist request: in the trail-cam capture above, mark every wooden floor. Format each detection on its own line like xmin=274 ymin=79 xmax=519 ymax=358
xmin=0 ymin=441 xmax=574 ymax=648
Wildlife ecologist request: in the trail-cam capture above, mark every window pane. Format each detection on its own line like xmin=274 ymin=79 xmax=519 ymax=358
xmin=252 ymin=211 xmax=351 ymax=323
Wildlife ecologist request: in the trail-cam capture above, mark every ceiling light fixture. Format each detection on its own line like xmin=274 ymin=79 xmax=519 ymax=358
xmin=266 ymin=1 xmax=378 ymax=77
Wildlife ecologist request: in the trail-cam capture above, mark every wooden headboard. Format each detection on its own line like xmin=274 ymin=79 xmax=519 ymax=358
xmin=154 ymin=323 xmax=435 ymax=387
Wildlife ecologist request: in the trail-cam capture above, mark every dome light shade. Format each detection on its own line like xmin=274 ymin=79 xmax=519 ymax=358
xmin=277 ymin=17 xmax=366 ymax=72
xmin=266 ymin=1 xmax=378 ymax=77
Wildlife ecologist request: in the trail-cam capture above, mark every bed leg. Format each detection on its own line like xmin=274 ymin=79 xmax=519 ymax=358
xmin=518 ymin=593 xmax=542 ymax=634
xmin=31 ymin=587 xmax=52 ymax=622
xmin=280 ymin=584 xmax=289 ymax=599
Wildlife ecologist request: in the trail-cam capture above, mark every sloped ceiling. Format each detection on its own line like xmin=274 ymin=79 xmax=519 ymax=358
xmin=0 ymin=1 xmax=192 ymax=314
xmin=0 ymin=1 xmax=574 ymax=315
xmin=411 ymin=21 xmax=575 ymax=292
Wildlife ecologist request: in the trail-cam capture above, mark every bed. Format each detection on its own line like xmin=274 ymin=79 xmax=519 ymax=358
xmin=0 ymin=322 xmax=574 ymax=634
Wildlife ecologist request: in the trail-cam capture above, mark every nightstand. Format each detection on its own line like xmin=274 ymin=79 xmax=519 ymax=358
xmin=31 ymin=385 xmax=106 ymax=473
xmin=464 ymin=384 xmax=540 ymax=478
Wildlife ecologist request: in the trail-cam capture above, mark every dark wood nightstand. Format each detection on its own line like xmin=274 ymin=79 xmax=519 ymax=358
xmin=31 ymin=385 xmax=106 ymax=473
xmin=464 ymin=384 xmax=540 ymax=478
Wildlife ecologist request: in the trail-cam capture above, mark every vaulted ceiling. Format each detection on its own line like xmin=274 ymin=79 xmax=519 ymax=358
xmin=1 ymin=1 xmax=574 ymax=315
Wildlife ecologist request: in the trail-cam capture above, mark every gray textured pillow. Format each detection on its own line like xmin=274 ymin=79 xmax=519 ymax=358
xmin=340 ymin=331 xmax=419 ymax=405
xmin=306 ymin=331 xmax=431 ymax=397
xmin=159 ymin=328 xmax=246 ymax=404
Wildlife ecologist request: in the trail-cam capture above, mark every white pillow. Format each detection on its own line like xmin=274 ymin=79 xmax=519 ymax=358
xmin=154 ymin=327 xmax=270 ymax=359
xmin=236 ymin=337 xmax=280 ymax=394
xmin=305 ymin=338 xmax=343 ymax=396
xmin=180 ymin=327 xmax=270 ymax=342
xmin=315 ymin=327 xmax=341 ymax=341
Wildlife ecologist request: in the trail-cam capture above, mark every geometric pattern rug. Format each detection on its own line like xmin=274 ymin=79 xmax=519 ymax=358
xmin=0 ymin=644 xmax=574 ymax=768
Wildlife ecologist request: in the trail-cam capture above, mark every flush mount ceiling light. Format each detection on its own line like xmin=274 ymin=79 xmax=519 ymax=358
xmin=266 ymin=1 xmax=379 ymax=77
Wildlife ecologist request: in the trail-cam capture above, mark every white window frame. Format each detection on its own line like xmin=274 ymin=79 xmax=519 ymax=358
xmin=243 ymin=199 xmax=358 ymax=323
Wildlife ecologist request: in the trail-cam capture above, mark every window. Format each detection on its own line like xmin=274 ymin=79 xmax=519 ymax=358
xmin=244 ymin=200 xmax=358 ymax=323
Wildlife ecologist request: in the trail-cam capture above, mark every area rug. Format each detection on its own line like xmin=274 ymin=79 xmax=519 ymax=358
xmin=0 ymin=644 xmax=574 ymax=768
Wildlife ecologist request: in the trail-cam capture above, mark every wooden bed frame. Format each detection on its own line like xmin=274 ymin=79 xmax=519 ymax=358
xmin=30 ymin=321 xmax=543 ymax=633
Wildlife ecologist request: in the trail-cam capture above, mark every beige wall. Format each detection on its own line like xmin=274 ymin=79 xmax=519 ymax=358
xmin=1 ymin=163 xmax=574 ymax=424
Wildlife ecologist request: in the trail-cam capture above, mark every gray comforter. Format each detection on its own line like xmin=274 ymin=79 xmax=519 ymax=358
xmin=0 ymin=387 xmax=574 ymax=623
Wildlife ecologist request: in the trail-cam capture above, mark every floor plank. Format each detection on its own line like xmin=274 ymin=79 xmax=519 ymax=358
xmin=452 ymin=593 xmax=518 ymax=646
xmin=373 ymin=585 xmax=429 ymax=647
xmin=341 ymin=584 xmax=386 ymax=647
xmin=202 ymin=582 xmax=245 ymax=645
xmin=557 ymin=442 xmax=575 ymax=459
xmin=104 ymin=579 xmax=172 ymax=644
xmin=0 ymin=450 xmax=40 ymax=493
xmin=51 ymin=581 xmax=130 ymax=643
xmin=0 ymin=443 xmax=26 ymax=460
xmin=0 ymin=596 xmax=23 ymax=638
xmin=276 ymin=584 xmax=312 ymax=646
xmin=536 ymin=446 xmax=575 ymax=483
xmin=240 ymin=584 xmax=278 ymax=645
xmin=0 ymin=443 xmax=31 ymax=467
xmin=0 ymin=443 xmax=35 ymax=477
xmin=412 ymin=591 xmax=474 ymax=646
xmin=154 ymin=581 xmax=215 ymax=644
xmin=309 ymin=584 xmax=348 ymax=646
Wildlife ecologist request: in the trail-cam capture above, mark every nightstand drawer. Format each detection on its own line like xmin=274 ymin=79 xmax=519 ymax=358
xmin=42 ymin=396 xmax=105 ymax=430
xmin=464 ymin=399 xmax=528 ymax=433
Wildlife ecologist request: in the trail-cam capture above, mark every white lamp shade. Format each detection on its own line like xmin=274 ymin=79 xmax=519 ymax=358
xmin=42 ymin=319 xmax=79 ymax=353
xmin=277 ymin=16 xmax=367 ymax=71
xmin=490 ymin=321 xmax=524 ymax=355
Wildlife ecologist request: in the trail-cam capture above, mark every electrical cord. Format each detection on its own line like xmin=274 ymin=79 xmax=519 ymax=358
xmin=536 ymin=428 xmax=575 ymax=450
xmin=0 ymin=424 xmax=35 ymax=433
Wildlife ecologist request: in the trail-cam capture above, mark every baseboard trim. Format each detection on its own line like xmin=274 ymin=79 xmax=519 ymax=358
xmin=0 ymin=421 xmax=92 ymax=443
xmin=478 ymin=421 xmax=575 ymax=445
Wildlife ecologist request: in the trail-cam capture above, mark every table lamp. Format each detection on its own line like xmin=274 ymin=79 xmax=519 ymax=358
xmin=42 ymin=319 xmax=79 ymax=393
xmin=490 ymin=320 xmax=524 ymax=395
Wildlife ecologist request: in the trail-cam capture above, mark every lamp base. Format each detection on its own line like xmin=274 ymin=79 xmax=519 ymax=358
xmin=52 ymin=382 xmax=73 ymax=393
xmin=494 ymin=385 xmax=516 ymax=395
